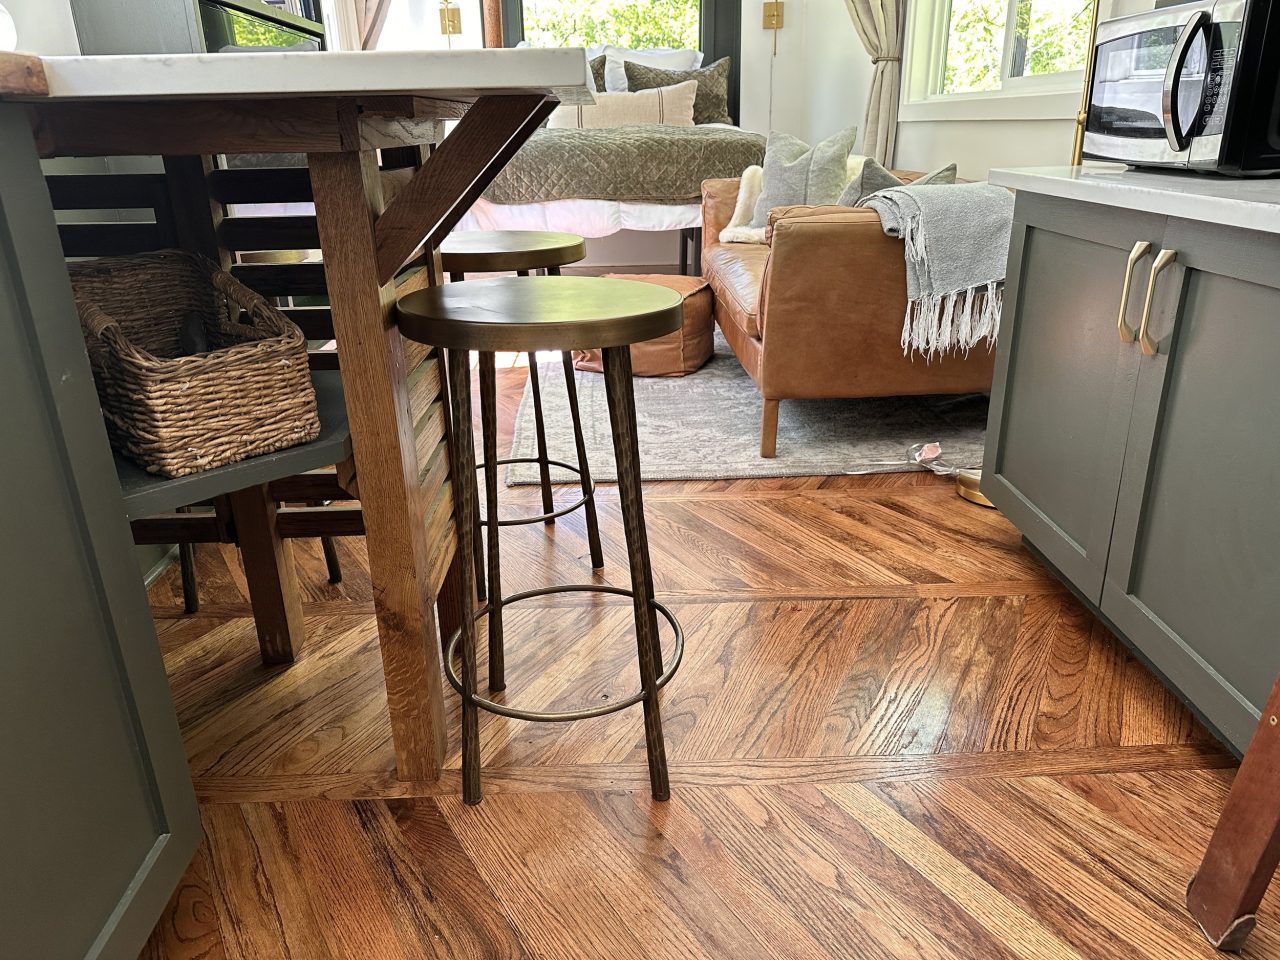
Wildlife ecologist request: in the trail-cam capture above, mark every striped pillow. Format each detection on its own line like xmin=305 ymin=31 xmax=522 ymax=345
xmin=547 ymin=80 xmax=698 ymax=130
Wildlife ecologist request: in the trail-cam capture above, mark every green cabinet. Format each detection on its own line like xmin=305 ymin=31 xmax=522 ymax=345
xmin=985 ymin=194 xmax=1280 ymax=752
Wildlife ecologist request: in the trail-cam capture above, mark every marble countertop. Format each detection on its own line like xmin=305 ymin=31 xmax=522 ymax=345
xmin=4 ymin=49 xmax=593 ymax=105
xmin=989 ymin=164 xmax=1280 ymax=236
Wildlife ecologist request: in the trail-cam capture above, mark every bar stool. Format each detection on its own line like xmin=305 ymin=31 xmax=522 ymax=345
xmin=439 ymin=230 xmax=603 ymax=615
xmin=396 ymin=275 xmax=685 ymax=805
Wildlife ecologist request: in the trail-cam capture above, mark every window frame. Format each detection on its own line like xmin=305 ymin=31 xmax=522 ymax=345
xmin=901 ymin=0 xmax=1089 ymax=122
xmin=498 ymin=0 xmax=740 ymax=123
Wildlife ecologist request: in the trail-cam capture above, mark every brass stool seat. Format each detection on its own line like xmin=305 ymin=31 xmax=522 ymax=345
xmin=396 ymin=275 xmax=684 ymax=805
xmin=439 ymin=232 xmax=595 ymax=603
xmin=439 ymin=230 xmax=586 ymax=275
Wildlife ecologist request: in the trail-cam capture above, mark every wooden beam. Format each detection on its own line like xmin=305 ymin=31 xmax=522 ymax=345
xmin=228 ymin=484 xmax=304 ymax=666
xmin=267 ymin=468 xmax=353 ymax=503
xmin=231 ymin=262 xmax=328 ymax=298
xmin=130 ymin=513 xmax=227 ymax=545
xmin=218 ymin=215 xmax=321 ymax=252
xmin=275 ymin=505 xmax=366 ymax=538
xmin=28 ymin=97 xmax=450 ymax=159
xmin=0 ymin=53 xmax=47 ymax=97
xmin=1188 ymin=673 xmax=1280 ymax=951
xmin=308 ymin=147 xmax=448 ymax=781
xmin=57 ymin=221 xmax=164 ymax=258
xmin=372 ymin=94 xmax=554 ymax=284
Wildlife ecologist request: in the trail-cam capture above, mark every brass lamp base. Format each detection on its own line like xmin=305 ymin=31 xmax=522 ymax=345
xmin=956 ymin=470 xmax=995 ymax=509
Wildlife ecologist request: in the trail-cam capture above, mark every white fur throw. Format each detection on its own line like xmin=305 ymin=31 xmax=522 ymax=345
xmin=719 ymin=165 xmax=766 ymax=244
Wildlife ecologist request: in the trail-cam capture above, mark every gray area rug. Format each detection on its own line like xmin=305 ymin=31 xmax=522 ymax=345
xmin=507 ymin=334 xmax=989 ymax=484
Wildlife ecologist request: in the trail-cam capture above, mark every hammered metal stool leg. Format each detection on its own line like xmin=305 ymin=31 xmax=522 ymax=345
xmin=444 ymin=347 xmax=485 ymax=805
xmin=602 ymin=345 xmax=669 ymax=796
xmin=477 ymin=351 xmax=506 ymax=692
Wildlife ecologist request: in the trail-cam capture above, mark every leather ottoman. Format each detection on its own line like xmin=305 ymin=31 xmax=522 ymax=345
xmin=573 ymin=273 xmax=713 ymax=377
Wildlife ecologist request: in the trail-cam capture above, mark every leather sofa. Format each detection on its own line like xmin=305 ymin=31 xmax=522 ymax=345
xmin=700 ymin=172 xmax=997 ymax=457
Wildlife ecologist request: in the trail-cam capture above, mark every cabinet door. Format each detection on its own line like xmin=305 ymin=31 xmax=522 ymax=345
xmin=983 ymin=194 xmax=1166 ymax=602
xmin=0 ymin=106 xmax=199 ymax=959
xmin=1101 ymin=219 xmax=1280 ymax=752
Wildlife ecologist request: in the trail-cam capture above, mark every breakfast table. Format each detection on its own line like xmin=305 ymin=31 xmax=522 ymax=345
xmin=0 ymin=48 xmax=592 ymax=783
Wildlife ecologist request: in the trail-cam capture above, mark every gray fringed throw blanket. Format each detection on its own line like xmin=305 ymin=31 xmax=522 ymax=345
xmin=863 ymin=182 xmax=1014 ymax=358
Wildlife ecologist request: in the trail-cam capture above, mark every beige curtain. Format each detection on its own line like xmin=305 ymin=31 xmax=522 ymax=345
xmin=356 ymin=0 xmax=394 ymax=49
xmin=843 ymin=0 xmax=905 ymax=166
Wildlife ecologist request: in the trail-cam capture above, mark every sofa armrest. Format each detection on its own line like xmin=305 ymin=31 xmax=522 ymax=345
xmin=701 ymin=178 xmax=740 ymax=248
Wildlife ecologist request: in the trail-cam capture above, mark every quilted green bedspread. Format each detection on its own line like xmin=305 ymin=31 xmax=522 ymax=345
xmin=484 ymin=125 xmax=766 ymax=205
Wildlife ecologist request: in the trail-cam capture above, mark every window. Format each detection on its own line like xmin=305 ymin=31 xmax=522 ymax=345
xmin=519 ymin=0 xmax=699 ymax=50
xmin=907 ymin=0 xmax=1093 ymax=113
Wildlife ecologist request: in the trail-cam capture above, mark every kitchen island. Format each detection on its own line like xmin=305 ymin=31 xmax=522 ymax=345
xmin=0 ymin=47 xmax=590 ymax=958
xmin=984 ymin=163 xmax=1280 ymax=950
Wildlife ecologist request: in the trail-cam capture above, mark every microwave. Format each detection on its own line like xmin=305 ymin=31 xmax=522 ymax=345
xmin=1083 ymin=0 xmax=1280 ymax=175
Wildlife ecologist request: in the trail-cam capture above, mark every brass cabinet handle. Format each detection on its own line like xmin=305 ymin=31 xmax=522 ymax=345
xmin=1138 ymin=248 xmax=1177 ymax=356
xmin=1117 ymin=240 xmax=1151 ymax=343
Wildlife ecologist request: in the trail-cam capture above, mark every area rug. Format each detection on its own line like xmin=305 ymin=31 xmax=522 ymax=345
xmin=507 ymin=333 xmax=990 ymax=483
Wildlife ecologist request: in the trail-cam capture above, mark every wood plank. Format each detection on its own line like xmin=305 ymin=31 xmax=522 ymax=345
xmin=231 ymin=261 xmax=328 ymax=298
xmin=45 ymin=172 xmax=166 ymax=209
xmin=27 ymin=97 xmax=445 ymax=159
xmin=282 ymin=307 xmax=336 ymax=340
xmin=218 ymin=215 xmax=321 ymax=252
xmin=308 ymin=147 xmax=447 ymax=782
xmin=227 ymin=483 xmax=304 ymax=665
xmin=57 ymin=220 xmax=163 ymax=258
xmin=207 ymin=166 xmax=314 ymax=205
xmin=0 ymin=52 xmax=47 ymax=97
xmin=275 ymin=505 xmax=366 ymax=538
xmin=372 ymin=94 xmax=553 ymax=283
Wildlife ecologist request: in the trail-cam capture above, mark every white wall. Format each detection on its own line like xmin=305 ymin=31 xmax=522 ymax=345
xmin=4 ymin=0 xmax=80 ymax=54
xmin=896 ymin=118 xmax=1077 ymax=179
xmin=738 ymin=0 xmax=874 ymax=147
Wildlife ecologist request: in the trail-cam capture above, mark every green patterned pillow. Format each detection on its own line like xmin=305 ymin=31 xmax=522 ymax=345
xmin=623 ymin=58 xmax=732 ymax=125
xmin=589 ymin=55 xmax=607 ymax=93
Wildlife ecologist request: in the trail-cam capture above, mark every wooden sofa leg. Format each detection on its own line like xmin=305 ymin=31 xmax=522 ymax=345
xmin=761 ymin=399 xmax=779 ymax=458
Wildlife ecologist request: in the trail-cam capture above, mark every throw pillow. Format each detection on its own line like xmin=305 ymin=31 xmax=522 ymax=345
xmin=623 ymin=58 xmax=733 ymax=125
xmin=718 ymin=165 xmax=766 ymax=244
xmin=546 ymin=80 xmax=698 ymax=129
xmin=910 ymin=162 xmax=959 ymax=186
xmin=588 ymin=54 xmax=607 ymax=93
xmin=749 ymin=126 xmax=859 ymax=229
xmin=602 ymin=45 xmax=702 ymax=91
xmin=837 ymin=156 xmax=903 ymax=206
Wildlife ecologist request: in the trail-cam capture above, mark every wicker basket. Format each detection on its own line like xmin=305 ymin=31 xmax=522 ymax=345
xmin=69 ymin=250 xmax=320 ymax=478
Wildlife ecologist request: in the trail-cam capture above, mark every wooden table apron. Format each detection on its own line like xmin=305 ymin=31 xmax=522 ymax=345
xmin=17 ymin=90 xmax=558 ymax=782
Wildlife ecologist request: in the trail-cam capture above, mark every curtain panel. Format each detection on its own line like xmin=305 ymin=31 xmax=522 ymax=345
xmin=843 ymin=0 xmax=905 ymax=166
xmin=356 ymin=0 xmax=393 ymax=49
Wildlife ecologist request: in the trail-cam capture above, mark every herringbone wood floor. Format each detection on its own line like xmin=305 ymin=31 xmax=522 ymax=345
xmin=140 ymin=368 xmax=1275 ymax=959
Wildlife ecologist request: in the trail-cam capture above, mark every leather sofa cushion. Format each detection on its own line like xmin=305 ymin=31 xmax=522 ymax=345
xmin=703 ymin=242 xmax=769 ymax=339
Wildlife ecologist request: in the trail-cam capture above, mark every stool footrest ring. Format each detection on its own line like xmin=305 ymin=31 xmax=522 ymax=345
xmin=476 ymin=456 xmax=595 ymax=527
xmin=444 ymin=584 xmax=683 ymax=723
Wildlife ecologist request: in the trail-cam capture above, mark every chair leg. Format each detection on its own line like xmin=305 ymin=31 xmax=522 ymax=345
xmin=679 ymin=228 xmax=689 ymax=275
xmin=692 ymin=228 xmax=702 ymax=276
xmin=178 ymin=541 xmax=199 ymax=614
xmin=601 ymin=344 xmax=670 ymax=801
xmin=562 ymin=351 xmax=604 ymax=570
xmin=478 ymin=351 xmax=506 ymax=692
xmin=321 ymin=536 xmax=343 ymax=584
xmin=761 ymin=399 xmax=780 ymax=459
xmin=445 ymin=347 xmax=484 ymax=805
xmin=526 ymin=355 xmax=556 ymax=525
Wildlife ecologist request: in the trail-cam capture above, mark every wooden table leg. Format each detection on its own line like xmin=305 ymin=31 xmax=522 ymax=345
xmin=227 ymin=483 xmax=303 ymax=665
xmin=1188 ymin=673 xmax=1280 ymax=951
xmin=308 ymin=148 xmax=448 ymax=782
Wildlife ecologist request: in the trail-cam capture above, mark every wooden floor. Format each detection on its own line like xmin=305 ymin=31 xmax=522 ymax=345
xmin=140 ymin=366 xmax=1277 ymax=959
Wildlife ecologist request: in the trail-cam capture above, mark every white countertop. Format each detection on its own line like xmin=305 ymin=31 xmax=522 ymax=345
xmin=6 ymin=49 xmax=593 ymax=105
xmin=989 ymin=164 xmax=1280 ymax=236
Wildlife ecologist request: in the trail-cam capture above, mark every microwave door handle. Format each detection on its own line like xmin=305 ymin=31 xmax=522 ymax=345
xmin=1162 ymin=9 xmax=1210 ymax=151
